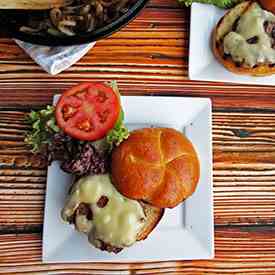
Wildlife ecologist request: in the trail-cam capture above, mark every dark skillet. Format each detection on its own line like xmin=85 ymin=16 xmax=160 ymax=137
xmin=0 ymin=0 xmax=148 ymax=46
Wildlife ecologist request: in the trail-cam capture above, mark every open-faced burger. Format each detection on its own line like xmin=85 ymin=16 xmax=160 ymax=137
xmin=61 ymin=174 xmax=164 ymax=253
xmin=61 ymin=127 xmax=200 ymax=253
xmin=25 ymin=82 xmax=201 ymax=254
xmin=213 ymin=1 xmax=275 ymax=76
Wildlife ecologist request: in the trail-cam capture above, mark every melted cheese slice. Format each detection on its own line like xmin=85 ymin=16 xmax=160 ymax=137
xmin=223 ymin=3 xmax=275 ymax=67
xmin=61 ymin=174 xmax=145 ymax=249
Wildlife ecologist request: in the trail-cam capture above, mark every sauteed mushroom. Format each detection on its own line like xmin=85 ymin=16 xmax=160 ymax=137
xmin=19 ymin=0 xmax=136 ymax=36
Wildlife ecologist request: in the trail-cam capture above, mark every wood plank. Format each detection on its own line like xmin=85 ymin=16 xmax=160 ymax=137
xmin=1 ymin=227 xmax=275 ymax=274
xmin=212 ymin=111 xmax=275 ymax=225
xmin=149 ymin=0 xmax=182 ymax=7
xmin=0 ymin=8 xmax=189 ymax=62
xmin=0 ymin=6 xmax=273 ymax=109
xmin=1 ymin=82 xmax=275 ymax=110
xmin=0 ymin=109 xmax=275 ymax=230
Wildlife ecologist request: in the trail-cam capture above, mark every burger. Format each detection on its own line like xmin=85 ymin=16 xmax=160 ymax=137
xmin=61 ymin=174 xmax=164 ymax=253
xmin=213 ymin=1 xmax=275 ymax=76
xmin=61 ymin=127 xmax=200 ymax=253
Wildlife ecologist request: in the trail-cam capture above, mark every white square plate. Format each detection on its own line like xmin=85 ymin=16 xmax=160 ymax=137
xmin=189 ymin=3 xmax=275 ymax=86
xmin=43 ymin=96 xmax=214 ymax=263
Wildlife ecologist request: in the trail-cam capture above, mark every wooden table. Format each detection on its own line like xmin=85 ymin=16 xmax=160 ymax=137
xmin=1 ymin=0 xmax=275 ymax=274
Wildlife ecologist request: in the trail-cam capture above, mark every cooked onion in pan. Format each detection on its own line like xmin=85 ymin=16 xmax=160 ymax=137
xmin=19 ymin=0 xmax=136 ymax=36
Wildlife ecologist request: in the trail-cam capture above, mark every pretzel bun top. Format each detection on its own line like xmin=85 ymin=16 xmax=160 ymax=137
xmin=111 ymin=128 xmax=200 ymax=208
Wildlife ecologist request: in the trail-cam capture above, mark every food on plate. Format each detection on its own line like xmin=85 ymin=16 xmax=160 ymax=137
xmin=60 ymin=141 xmax=109 ymax=175
xmin=61 ymin=174 xmax=164 ymax=253
xmin=25 ymin=83 xmax=201 ymax=253
xmin=55 ymin=82 xmax=120 ymax=141
xmin=25 ymin=81 xmax=128 ymax=173
xmin=106 ymin=109 xmax=129 ymax=151
xmin=213 ymin=1 xmax=275 ymax=76
xmin=60 ymin=127 xmax=199 ymax=252
xmin=178 ymin=0 xmax=243 ymax=8
xmin=259 ymin=0 xmax=275 ymax=13
xmin=111 ymin=128 xmax=200 ymax=208
xmin=16 ymin=0 xmax=138 ymax=36
xmin=25 ymin=105 xmax=60 ymax=153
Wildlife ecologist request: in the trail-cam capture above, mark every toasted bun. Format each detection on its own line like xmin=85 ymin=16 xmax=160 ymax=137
xmin=259 ymin=0 xmax=275 ymax=13
xmin=137 ymin=202 xmax=164 ymax=241
xmin=213 ymin=1 xmax=275 ymax=76
xmin=111 ymin=128 xmax=200 ymax=208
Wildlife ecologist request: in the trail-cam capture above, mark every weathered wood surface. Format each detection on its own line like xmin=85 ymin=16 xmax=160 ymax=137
xmin=2 ymin=81 xmax=275 ymax=109
xmin=0 ymin=5 xmax=274 ymax=109
xmin=0 ymin=0 xmax=275 ymax=273
xmin=1 ymin=227 xmax=275 ymax=274
xmin=0 ymin=109 xmax=275 ymax=231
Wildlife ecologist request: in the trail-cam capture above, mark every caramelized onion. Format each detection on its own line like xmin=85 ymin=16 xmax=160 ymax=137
xmin=20 ymin=0 xmax=137 ymax=36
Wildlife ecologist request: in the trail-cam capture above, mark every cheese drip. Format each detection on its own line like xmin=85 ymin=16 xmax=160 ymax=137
xmin=61 ymin=174 xmax=145 ymax=249
xmin=223 ymin=3 xmax=275 ymax=67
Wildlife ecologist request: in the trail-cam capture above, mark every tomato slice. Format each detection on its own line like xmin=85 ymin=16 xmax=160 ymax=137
xmin=55 ymin=83 xmax=120 ymax=141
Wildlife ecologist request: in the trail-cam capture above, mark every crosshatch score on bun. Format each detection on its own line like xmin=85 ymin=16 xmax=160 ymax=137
xmin=111 ymin=128 xmax=200 ymax=208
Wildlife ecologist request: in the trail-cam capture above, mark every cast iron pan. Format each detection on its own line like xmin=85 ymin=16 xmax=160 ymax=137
xmin=0 ymin=0 xmax=148 ymax=46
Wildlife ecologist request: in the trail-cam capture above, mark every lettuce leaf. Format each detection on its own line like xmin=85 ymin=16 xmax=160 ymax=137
xmin=25 ymin=105 xmax=60 ymax=153
xmin=105 ymin=81 xmax=129 ymax=150
xmin=106 ymin=109 xmax=129 ymax=151
xmin=178 ymin=0 xmax=242 ymax=8
xmin=25 ymin=81 xmax=129 ymax=155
